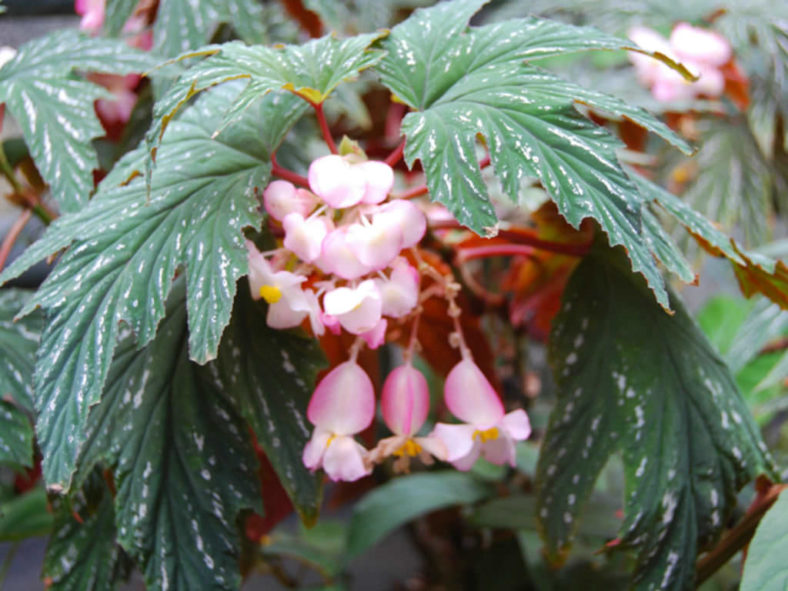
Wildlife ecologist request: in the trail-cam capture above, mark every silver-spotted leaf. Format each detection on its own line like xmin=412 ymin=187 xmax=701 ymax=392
xmin=0 ymin=400 xmax=33 ymax=471
xmin=0 ymin=85 xmax=305 ymax=489
xmin=537 ymin=249 xmax=773 ymax=590
xmin=375 ymin=0 xmax=693 ymax=308
xmin=0 ymin=289 xmax=42 ymax=411
xmin=76 ymin=282 xmax=260 ymax=591
xmin=147 ymin=33 xmax=384 ymax=168
xmin=153 ymin=0 xmax=267 ymax=57
xmin=210 ymin=284 xmax=325 ymax=523
xmin=0 ymin=30 xmax=157 ymax=212
xmin=43 ymin=475 xmax=129 ymax=591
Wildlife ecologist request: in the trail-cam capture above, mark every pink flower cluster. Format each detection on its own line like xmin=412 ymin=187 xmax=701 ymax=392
xmin=629 ymin=23 xmax=732 ymax=102
xmin=249 ymin=154 xmax=531 ymax=481
xmin=247 ymin=155 xmax=425 ymax=349
xmin=303 ymin=357 xmax=531 ymax=481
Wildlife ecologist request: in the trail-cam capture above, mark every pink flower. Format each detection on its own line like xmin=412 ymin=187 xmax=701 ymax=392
xmin=308 ymin=155 xmax=367 ymax=208
xmin=431 ymin=359 xmax=531 ymax=470
xmin=359 ymin=318 xmax=388 ymax=350
xmin=302 ymin=361 xmax=375 ymax=482
xmin=315 ymin=227 xmax=373 ymax=280
xmin=374 ymin=258 xmax=420 ymax=318
xmin=357 ymin=160 xmax=395 ymax=204
xmin=263 ymin=180 xmax=318 ymax=222
xmin=372 ymin=200 xmax=426 ymax=249
xmin=76 ymin=0 xmax=105 ymax=32
xmin=670 ymin=23 xmax=731 ymax=67
xmin=369 ymin=364 xmax=447 ymax=471
xmin=345 ymin=217 xmax=403 ymax=270
xmin=322 ymin=280 xmax=382 ymax=335
xmin=246 ymin=241 xmax=314 ymax=331
xmin=282 ymin=212 xmax=330 ymax=262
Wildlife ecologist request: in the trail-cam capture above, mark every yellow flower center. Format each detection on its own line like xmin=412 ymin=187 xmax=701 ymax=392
xmin=393 ymin=439 xmax=423 ymax=457
xmin=259 ymin=284 xmax=282 ymax=304
xmin=473 ymin=427 xmax=500 ymax=443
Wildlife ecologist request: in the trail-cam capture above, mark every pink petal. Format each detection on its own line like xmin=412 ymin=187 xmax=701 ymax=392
xmin=430 ymin=423 xmax=476 ymax=462
xmin=375 ymin=258 xmax=419 ymax=318
xmin=358 ymin=160 xmax=394 ymax=204
xmin=345 ymin=219 xmax=403 ymax=270
xmin=263 ymin=181 xmax=317 ymax=222
xmin=360 ymin=318 xmax=387 ymax=349
xmin=451 ymin=442 xmax=481 ymax=471
xmin=373 ymin=200 xmax=426 ymax=248
xmin=415 ymin=436 xmax=448 ymax=461
xmin=316 ymin=228 xmax=372 ymax=280
xmin=322 ymin=281 xmax=382 ymax=335
xmin=283 ymin=212 xmax=328 ymax=262
xmin=308 ymin=154 xmax=366 ymax=208
xmin=480 ymin=435 xmax=516 ymax=467
xmin=381 ymin=364 xmax=430 ymax=436
xmin=322 ymin=435 xmax=370 ymax=482
xmin=307 ymin=361 xmax=375 ymax=435
xmin=267 ymin=299 xmax=308 ymax=329
xmin=502 ymin=409 xmax=531 ymax=441
xmin=302 ymin=429 xmax=331 ymax=470
xmin=444 ymin=359 xmax=505 ymax=427
xmin=670 ymin=23 xmax=731 ymax=67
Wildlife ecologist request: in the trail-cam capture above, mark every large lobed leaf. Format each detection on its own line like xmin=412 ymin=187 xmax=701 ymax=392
xmin=374 ymin=0 xmax=693 ymax=309
xmin=146 ymin=33 xmax=384 ymax=169
xmin=74 ymin=281 xmax=260 ymax=591
xmin=0 ymin=30 xmax=157 ymax=212
xmin=0 ymin=288 xmax=42 ymax=411
xmin=741 ymin=488 xmax=788 ymax=591
xmin=537 ymin=248 xmax=773 ymax=590
xmin=0 ymin=85 xmax=306 ymax=489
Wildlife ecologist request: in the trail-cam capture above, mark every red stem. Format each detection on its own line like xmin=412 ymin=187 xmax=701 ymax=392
xmin=385 ymin=138 xmax=406 ymax=167
xmin=458 ymin=244 xmax=536 ymax=261
xmin=0 ymin=208 xmax=32 ymax=272
xmin=312 ymin=102 xmax=337 ymax=154
xmin=270 ymin=154 xmax=310 ymax=187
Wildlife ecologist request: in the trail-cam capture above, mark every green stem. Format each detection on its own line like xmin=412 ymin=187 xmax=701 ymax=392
xmin=0 ymin=139 xmax=22 ymax=194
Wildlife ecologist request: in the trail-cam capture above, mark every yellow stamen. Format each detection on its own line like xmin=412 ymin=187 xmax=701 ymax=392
xmin=259 ymin=284 xmax=282 ymax=304
xmin=393 ymin=439 xmax=423 ymax=457
xmin=326 ymin=434 xmax=336 ymax=449
xmin=473 ymin=427 xmax=500 ymax=443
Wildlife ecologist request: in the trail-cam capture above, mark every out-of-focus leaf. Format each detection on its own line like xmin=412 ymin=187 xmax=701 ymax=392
xmin=0 ymin=86 xmax=302 ymax=490
xmin=537 ymin=248 xmax=773 ymax=590
xmin=43 ymin=475 xmax=128 ymax=591
xmin=634 ymin=172 xmax=788 ymax=309
xmin=741 ymin=489 xmax=788 ymax=591
xmin=346 ymin=471 xmax=492 ymax=558
xmin=103 ymin=0 xmax=137 ymax=36
xmin=725 ymin=298 xmax=788 ymax=373
xmin=262 ymin=520 xmax=347 ymax=577
xmin=76 ymin=282 xmax=261 ymax=591
xmin=210 ymin=285 xmax=325 ymax=523
xmin=376 ymin=0 xmax=693 ymax=308
xmin=153 ymin=0 xmax=268 ymax=57
xmin=146 ymin=33 xmax=383 ymax=164
xmin=0 ymin=400 xmax=33 ymax=471
xmin=0 ymin=289 xmax=41 ymax=411
xmin=0 ymin=487 xmax=53 ymax=541
xmin=0 ymin=30 xmax=156 ymax=212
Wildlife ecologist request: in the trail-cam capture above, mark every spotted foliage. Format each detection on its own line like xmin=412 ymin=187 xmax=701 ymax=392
xmin=537 ymin=249 xmax=773 ymax=590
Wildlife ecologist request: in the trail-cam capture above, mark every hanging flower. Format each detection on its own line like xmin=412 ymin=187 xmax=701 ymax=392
xmin=302 ymin=361 xmax=375 ymax=481
xmin=431 ymin=358 xmax=531 ymax=470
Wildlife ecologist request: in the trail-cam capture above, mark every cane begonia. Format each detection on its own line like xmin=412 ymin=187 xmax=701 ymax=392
xmin=322 ymin=280 xmax=383 ymax=335
xmin=302 ymin=361 xmax=375 ymax=482
xmin=431 ymin=359 xmax=531 ymax=470
xmin=370 ymin=364 xmax=447 ymax=472
xmin=263 ymin=180 xmax=318 ymax=222
xmin=282 ymin=212 xmax=330 ymax=263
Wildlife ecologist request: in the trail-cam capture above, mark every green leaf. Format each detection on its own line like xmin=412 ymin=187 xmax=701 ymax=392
xmin=0 ymin=85 xmax=303 ymax=490
xmin=0 ymin=487 xmax=54 ymax=541
xmin=153 ymin=0 xmax=268 ymax=57
xmin=76 ymin=281 xmax=261 ymax=591
xmin=741 ymin=489 xmax=788 ymax=591
xmin=0 ymin=289 xmax=42 ymax=411
xmin=346 ymin=471 xmax=492 ymax=558
xmin=633 ymin=172 xmax=788 ymax=309
xmin=104 ymin=0 xmax=138 ymax=36
xmin=641 ymin=207 xmax=695 ymax=284
xmin=212 ymin=284 xmax=325 ymax=523
xmin=537 ymin=248 xmax=773 ymax=590
xmin=147 ymin=33 xmax=383 ymax=165
xmin=0 ymin=400 xmax=33 ymax=471
xmin=0 ymin=30 xmax=157 ymax=212
xmin=375 ymin=0 xmax=692 ymax=308
xmin=43 ymin=475 xmax=129 ymax=591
